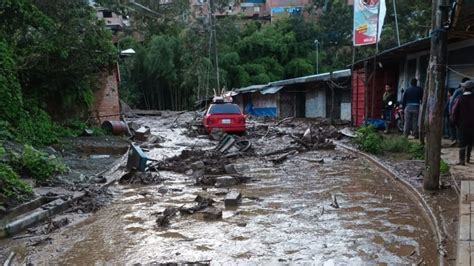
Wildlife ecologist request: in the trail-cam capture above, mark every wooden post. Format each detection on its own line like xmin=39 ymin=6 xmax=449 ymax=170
xmin=424 ymin=0 xmax=449 ymax=191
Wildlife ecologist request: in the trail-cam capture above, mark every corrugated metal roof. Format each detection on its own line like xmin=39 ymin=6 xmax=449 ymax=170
xmin=232 ymin=69 xmax=351 ymax=95
xmin=260 ymin=86 xmax=284 ymax=94
xmin=269 ymin=69 xmax=351 ymax=87
xmin=234 ymin=84 xmax=268 ymax=93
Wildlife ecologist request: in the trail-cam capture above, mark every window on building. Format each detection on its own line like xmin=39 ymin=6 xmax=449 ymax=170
xmin=102 ymin=10 xmax=112 ymax=18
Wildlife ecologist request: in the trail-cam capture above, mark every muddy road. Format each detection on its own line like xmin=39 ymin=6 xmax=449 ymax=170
xmin=2 ymin=113 xmax=438 ymax=264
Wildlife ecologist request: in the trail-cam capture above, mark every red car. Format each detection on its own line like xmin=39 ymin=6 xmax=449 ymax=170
xmin=203 ymin=103 xmax=246 ymax=134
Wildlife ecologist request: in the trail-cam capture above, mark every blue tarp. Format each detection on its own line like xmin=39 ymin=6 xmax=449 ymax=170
xmin=364 ymin=118 xmax=386 ymax=129
xmin=244 ymin=102 xmax=277 ymax=117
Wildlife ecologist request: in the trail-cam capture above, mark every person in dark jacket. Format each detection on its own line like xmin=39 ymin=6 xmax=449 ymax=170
xmin=402 ymin=78 xmax=423 ymax=138
xmin=444 ymin=88 xmax=456 ymax=139
xmin=452 ymin=80 xmax=474 ymax=165
xmin=449 ymin=77 xmax=470 ymax=145
xmin=382 ymin=84 xmax=397 ymax=133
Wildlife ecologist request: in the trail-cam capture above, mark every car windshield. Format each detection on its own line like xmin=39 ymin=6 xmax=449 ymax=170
xmin=208 ymin=104 xmax=241 ymax=114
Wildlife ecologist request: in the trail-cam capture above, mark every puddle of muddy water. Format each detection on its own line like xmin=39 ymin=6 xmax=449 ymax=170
xmin=3 ymin=115 xmax=438 ymax=265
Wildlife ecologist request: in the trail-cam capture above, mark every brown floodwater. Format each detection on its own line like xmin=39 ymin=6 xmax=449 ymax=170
xmin=2 ymin=115 xmax=438 ymax=264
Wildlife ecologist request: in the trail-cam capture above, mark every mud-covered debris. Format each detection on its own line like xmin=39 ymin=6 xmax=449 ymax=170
xmin=69 ymin=187 xmax=112 ymax=213
xmin=179 ymin=194 xmax=215 ymax=215
xmin=191 ymin=161 xmax=205 ymax=170
xmin=155 ymin=207 xmax=178 ymax=227
xmin=195 ymin=192 xmax=215 ymax=205
xmin=44 ymin=217 xmax=70 ymax=233
xmin=120 ymin=171 xmax=163 ymax=185
xmin=196 ymin=175 xmax=217 ymax=186
xmin=330 ymin=194 xmax=339 ymax=209
xmin=28 ymin=236 xmax=52 ymax=247
xmin=209 ymin=128 xmax=226 ymax=141
xmin=91 ymin=175 xmax=107 ymax=184
xmin=224 ymin=191 xmax=242 ymax=207
xmin=270 ymin=150 xmax=298 ymax=164
xmin=224 ymin=164 xmax=250 ymax=175
xmin=198 ymin=206 xmax=222 ymax=220
xmin=152 ymin=149 xmax=233 ymax=176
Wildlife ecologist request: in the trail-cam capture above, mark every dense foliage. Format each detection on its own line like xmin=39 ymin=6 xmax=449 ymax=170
xmin=0 ymin=163 xmax=33 ymax=202
xmin=0 ymin=0 xmax=117 ymax=145
xmin=0 ymin=0 xmax=116 ymax=204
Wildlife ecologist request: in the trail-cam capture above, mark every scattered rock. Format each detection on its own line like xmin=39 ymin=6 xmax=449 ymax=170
xmin=191 ymin=161 xmax=205 ymax=170
xmin=198 ymin=206 xmax=222 ymax=220
xmin=224 ymin=191 xmax=242 ymax=207
xmin=215 ymin=176 xmax=240 ymax=188
xmin=224 ymin=164 xmax=250 ymax=174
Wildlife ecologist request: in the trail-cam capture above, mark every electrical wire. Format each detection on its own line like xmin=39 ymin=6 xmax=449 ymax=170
xmin=446 ymin=66 xmax=474 ymax=79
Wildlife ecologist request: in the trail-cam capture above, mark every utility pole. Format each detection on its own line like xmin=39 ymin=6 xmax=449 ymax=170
xmin=209 ymin=0 xmax=220 ymax=91
xmin=424 ymin=0 xmax=449 ymax=190
xmin=392 ymin=0 xmax=400 ymax=46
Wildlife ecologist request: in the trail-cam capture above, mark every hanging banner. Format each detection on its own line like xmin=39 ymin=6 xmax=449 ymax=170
xmin=353 ymin=0 xmax=386 ymax=46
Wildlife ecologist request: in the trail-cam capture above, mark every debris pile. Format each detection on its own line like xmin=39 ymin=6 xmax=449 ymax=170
xmin=68 ymin=187 xmax=112 ymax=213
xmin=152 ymin=149 xmax=233 ymax=176
xmin=291 ymin=126 xmax=339 ymax=150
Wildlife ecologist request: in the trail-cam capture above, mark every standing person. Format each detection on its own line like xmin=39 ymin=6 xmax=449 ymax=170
xmin=449 ymin=77 xmax=471 ymax=146
xmin=382 ymin=84 xmax=396 ymax=133
xmin=402 ymin=78 xmax=423 ymax=138
xmin=444 ymin=88 xmax=455 ymax=139
xmin=452 ymin=80 xmax=474 ymax=165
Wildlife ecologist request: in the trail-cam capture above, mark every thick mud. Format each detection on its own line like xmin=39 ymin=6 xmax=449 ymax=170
xmin=1 ymin=113 xmax=439 ymax=264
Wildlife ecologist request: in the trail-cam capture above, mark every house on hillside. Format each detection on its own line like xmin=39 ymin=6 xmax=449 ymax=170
xmin=233 ymin=69 xmax=352 ymax=121
xmin=351 ymin=2 xmax=474 ymax=126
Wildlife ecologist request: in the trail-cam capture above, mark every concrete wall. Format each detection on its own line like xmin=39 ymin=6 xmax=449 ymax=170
xmin=305 ymin=89 xmax=326 ymax=118
xmin=90 ymin=65 xmax=120 ymax=123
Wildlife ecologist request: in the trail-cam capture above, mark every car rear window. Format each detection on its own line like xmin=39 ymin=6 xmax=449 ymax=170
xmin=208 ymin=104 xmax=241 ymax=114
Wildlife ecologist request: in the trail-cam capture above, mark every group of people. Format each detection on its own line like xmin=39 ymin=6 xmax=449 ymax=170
xmin=450 ymin=78 xmax=474 ymax=165
xmin=382 ymin=77 xmax=474 ymax=165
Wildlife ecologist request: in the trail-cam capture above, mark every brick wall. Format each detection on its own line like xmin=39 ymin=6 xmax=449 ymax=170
xmin=90 ymin=64 xmax=121 ymax=124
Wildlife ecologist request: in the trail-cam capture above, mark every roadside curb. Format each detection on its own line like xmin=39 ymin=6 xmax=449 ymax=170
xmin=0 ymin=149 xmax=128 ymax=238
xmin=336 ymin=142 xmax=444 ymax=265
xmin=457 ymin=181 xmax=473 ymax=265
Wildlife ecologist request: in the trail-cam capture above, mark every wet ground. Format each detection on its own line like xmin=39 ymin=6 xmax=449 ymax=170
xmin=0 ymin=113 xmax=439 ymax=264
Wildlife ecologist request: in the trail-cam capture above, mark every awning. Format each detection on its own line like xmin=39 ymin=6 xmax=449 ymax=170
xmin=260 ymin=86 xmax=283 ymax=94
